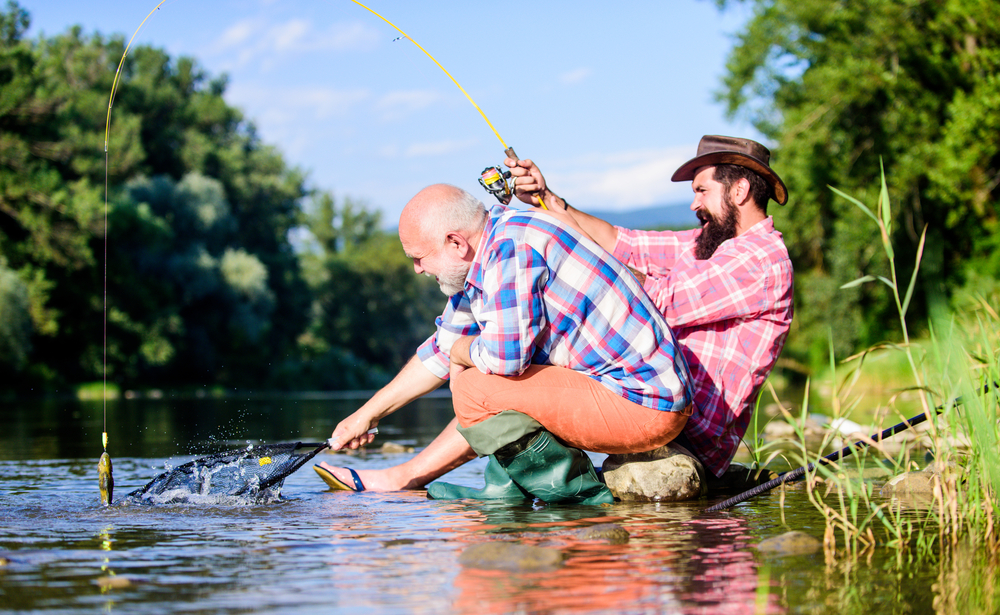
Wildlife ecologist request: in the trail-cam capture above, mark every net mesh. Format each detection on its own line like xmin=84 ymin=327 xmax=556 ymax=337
xmin=126 ymin=442 xmax=327 ymax=504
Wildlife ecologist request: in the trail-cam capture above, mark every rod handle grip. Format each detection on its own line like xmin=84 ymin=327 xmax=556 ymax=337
xmin=504 ymin=147 xmax=518 ymax=161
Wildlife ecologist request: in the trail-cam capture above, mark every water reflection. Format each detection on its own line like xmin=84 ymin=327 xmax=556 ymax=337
xmin=0 ymin=395 xmax=994 ymax=614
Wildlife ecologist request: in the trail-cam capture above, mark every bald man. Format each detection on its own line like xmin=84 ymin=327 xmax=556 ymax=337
xmin=315 ymin=184 xmax=692 ymax=503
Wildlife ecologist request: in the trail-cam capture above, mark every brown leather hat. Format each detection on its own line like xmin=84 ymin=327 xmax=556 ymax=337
xmin=671 ymin=135 xmax=788 ymax=205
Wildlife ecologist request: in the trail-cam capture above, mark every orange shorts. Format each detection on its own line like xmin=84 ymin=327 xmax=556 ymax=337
xmin=450 ymin=364 xmax=690 ymax=454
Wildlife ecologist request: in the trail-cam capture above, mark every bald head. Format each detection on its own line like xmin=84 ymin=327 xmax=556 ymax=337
xmin=399 ymin=184 xmax=487 ymax=248
xmin=398 ymin=184 xmax=488 ymax=296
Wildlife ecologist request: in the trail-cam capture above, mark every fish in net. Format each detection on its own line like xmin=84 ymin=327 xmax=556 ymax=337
xmin=125 ymin=441 xmax=329 ymax=504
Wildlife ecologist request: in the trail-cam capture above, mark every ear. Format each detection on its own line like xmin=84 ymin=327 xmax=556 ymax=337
xmin=730 ymin=178 xmax=752 ymax=207
xmin=444 ymin=231 xmax=473 ymax=259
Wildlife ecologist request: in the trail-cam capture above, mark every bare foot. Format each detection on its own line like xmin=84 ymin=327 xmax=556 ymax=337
xmin=316 ymin=461 xmax=409 ymax=491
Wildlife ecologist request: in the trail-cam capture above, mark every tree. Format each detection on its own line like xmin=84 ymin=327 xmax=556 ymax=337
xmin=718 ymin=0 xmax=1000 ymax=366
xmin=0 ymin=2 xmax=310 ymax=389
xmin=298 ymin=191 xmax=441 ymax=377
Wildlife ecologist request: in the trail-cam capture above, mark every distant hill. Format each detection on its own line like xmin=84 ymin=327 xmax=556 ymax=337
xmin=586 ymin=203 xmax=698 ymax=231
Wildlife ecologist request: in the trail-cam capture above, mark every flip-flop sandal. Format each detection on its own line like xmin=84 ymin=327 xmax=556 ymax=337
xmin=313 ymin=465 xmax=366 ymax=492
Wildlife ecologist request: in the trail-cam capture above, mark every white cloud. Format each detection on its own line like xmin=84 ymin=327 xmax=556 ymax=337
xmin=207 ymin=18 xmax=381 ymax=69
xmin=546 ymin=146 xmax=696 ymax=210
xmin=226 ymin=83 xmax=371 ymax=122
xmin=558 ymin=67 xmax=591 ymax=85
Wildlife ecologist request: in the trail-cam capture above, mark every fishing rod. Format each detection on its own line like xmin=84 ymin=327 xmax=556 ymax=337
xmin=101 ymin=1 xmax=528 ymax=502
xmin=344 ymin=2 xmax=542 ymax=207
xmin=705 ymin=383 xmax=995 ymax=513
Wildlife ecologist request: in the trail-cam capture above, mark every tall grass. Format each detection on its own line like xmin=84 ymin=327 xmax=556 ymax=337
xmin=776 ymin=164 xmax=1000 ymax=558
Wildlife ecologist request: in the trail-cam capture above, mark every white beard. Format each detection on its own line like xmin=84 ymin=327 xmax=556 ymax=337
xmin=430 ymin=261 xmax=470 ymax=297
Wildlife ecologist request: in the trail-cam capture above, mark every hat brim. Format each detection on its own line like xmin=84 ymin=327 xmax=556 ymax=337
xmin=671 ymin=152 xmax=787 ymax=205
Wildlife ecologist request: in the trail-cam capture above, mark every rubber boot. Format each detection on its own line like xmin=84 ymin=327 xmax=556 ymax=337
xmin=426 ymin=455 xmax=531 ymax=501
xmin=496 ymin=431 xmax=614 ymax=505
xmin=430 ymin=410 xmax=614 ymax=505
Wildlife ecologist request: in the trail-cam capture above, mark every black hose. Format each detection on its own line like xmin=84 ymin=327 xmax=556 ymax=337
xmin=704 ymin=408 xmax=935 ymax=513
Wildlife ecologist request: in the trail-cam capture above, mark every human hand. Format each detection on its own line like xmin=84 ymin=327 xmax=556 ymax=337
xmin=504 ymin=157 xmax=566 ymax=212
xmin=328 ymin=411 xmax=378 ymax=451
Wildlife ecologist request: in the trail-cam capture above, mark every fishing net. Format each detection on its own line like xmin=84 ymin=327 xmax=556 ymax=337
xmin=126 ymin=442 xmax=328 ymax=504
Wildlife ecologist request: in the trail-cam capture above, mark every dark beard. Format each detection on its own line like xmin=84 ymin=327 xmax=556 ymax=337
xmin=694 ymin=196 xmax=739 ymax=260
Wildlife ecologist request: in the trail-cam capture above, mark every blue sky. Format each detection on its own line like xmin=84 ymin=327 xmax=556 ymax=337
xmin=23 ymin=0 xmax=760 ymax=226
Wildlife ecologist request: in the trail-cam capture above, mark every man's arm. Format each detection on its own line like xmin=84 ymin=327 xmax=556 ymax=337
xmin=505 ymin=157 xmax=647 ymax=284
xmin=329 ymin=355 xmax=445 ymax=450
xmin=504 ymin=157 xmax=618 ymax=253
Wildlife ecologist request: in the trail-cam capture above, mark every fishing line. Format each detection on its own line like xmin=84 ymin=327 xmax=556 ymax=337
xmin=346 ymin=0 xmax=510 ymax=151
xmin=100 ymin=4 xmax=541 ymax=461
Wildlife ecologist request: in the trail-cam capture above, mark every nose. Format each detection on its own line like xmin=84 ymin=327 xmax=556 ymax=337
xmin=412 ymin=259 xmax=424 ymax=275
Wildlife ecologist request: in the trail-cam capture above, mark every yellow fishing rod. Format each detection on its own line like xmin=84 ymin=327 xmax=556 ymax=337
xmin=99 ymin=3 xmax=547 ymax=500
xmin=347 ymin=1 xmax=544 ymax=208
xmin=105 ymin=1 xmax=542 ymax=208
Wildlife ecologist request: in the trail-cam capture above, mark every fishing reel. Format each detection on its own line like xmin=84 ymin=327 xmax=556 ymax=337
xmin=479 ymin=165 xmax=514 ymax=204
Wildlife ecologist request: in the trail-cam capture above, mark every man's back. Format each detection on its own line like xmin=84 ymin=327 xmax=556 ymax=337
xmin=419 ymin=205 xmax=693 ymax=415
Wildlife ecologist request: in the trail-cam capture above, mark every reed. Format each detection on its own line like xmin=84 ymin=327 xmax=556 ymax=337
xmin=769 ymin=164 xmax=1000 ymax=558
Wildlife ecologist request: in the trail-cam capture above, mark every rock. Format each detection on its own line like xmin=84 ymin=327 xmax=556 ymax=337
xmin=459 ymin=542 xmax=565 ymax=571
xmin=603 ymin=443 xmax=706 ymax=502
xmin=829 ymin=417 xmax=867 ymax=436
xmin=380 ymin=442 xmax=415 ymax=454
xmin=565 ymin=523 xmax=629 ymax=544
xmin=757 ymin=531 xmax=822 ymax=556
xmin=880 ymin=470 xmax=938 ymax=506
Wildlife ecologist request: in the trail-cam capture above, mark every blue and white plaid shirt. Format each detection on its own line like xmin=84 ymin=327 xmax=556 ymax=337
xmin=417 ymin=205 xmax=693 ymax=414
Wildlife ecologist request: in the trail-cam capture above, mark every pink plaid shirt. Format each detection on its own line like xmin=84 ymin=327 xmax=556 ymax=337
xmin=613 ymin=217 xmax=793 ymax=476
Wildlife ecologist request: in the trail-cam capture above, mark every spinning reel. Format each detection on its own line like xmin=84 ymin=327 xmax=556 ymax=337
xmin=479 ymin=146 xmax=520 ymax=205
xmin=479 ymin=165 xmax=514 ymax=204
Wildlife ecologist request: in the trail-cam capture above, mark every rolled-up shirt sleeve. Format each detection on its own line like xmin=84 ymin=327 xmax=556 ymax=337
xmin=613 ymin=226 xmax=695 ymax=277
xmin=467 ymin=238 xmax=547 ymax=376
xmin=416 ymin=292 xmax=481 ymax=380
xmin=613 ymin=226 xmax=773 ymax=329
xmin=644 ymin=257 xmax=770 ymax=328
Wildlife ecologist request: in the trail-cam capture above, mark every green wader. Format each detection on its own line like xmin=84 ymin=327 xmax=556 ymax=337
xmin=426 ymin=410 xmax=614 ymax=505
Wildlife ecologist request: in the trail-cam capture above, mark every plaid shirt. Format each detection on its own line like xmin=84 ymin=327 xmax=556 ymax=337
xmin=417 ymin=205 xmax=692 ymax=414
xmin=613 ymin=217 xmax=793 ymax=476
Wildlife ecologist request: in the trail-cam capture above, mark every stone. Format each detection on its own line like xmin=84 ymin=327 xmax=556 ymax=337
xmin=380 ymin=442 xmax=415 ymax=454
xmin=879 ymin=470 xmax=938 ymax=507
xmin=602 ymin=443 xmax=706 ymax=502
xmin=757 ymin=531 xmax=822 ymax=556
xmin=458 ymin=542 xmax=565 ymax=572
xmin=565 ymin=523 xmax=630 ymax=544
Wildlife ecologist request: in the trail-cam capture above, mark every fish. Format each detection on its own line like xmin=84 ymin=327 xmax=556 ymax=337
xmin=99 ymin=452 xmax=114 ymax=506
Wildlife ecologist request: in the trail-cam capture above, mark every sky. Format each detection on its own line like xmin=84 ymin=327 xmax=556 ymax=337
xmin=22 ymin=0 xmax=761 ymax=226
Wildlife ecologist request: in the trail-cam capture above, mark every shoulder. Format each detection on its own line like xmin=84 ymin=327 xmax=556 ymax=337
xmin=732 ymin=218 xmax=790 ymax=264
xmin=490 ymin=208 xmax=577 ymax=251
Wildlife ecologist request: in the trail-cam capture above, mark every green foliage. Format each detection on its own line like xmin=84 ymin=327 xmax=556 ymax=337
xmin=298 ymin=191 xmax=441 ymax=375
xmin=0 ymin=258 xmax=31 ymax=369
xmin=0 ymin=2 xmax=448 ymax=392
xmin=773 ymin=167 xmax=1000 ymax=561
xmin=718 ymin=0 xmax=1000 ymax=367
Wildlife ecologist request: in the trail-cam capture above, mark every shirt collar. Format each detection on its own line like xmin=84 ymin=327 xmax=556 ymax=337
xmin=464 ymin=204 xmax=505 ymax=292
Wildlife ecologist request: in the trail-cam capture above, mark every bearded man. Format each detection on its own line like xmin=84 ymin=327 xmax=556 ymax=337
xmin=317 ymin=135 xmax=792 ymax=492
xmin=510 ymin=135 xmax=795 ymax=477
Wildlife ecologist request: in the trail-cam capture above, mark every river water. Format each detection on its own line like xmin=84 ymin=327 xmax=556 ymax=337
xmin=0 ymin=393 xmax=988 ymax=613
